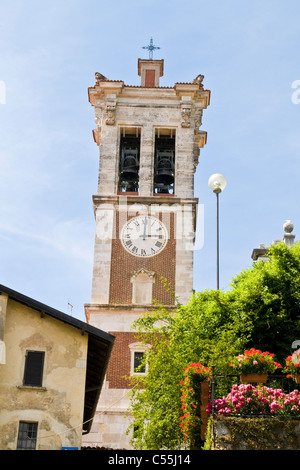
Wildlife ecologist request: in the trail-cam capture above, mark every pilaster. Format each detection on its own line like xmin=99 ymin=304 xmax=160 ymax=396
xmin=139 ymin=125 xmax=155 ymax=196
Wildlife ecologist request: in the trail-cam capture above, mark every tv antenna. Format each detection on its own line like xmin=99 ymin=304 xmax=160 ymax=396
xmin=67 ymin=298 xmax=73 ymax=315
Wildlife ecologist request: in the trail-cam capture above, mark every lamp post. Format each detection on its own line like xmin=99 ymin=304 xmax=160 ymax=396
xmin=208 ymin=173 xmax=227 ymax=290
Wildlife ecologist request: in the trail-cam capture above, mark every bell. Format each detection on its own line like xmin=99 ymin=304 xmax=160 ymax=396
xmin=155 ymin=157 xmax=174 ymax=185
xmin=156 ymin=184 xmax=169 ymax=194
xmin=121 ymin=154 xmax=138 ymax=182
xmin=124 ymin=181 xmax=138 ymax=192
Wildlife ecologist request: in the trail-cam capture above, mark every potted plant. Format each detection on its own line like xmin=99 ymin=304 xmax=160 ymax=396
xmin=229 ymin=348 xmax=282 ymax=383
xmin=284 ymin=348 xmax=300 ymax=383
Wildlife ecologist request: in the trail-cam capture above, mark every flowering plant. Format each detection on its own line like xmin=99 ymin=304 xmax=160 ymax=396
xmin=229 ymin=348 xmax=282 ymax=375
xmin=284 ymin=348 xmax=300 ymax=379
xmin=180 ymin=363 xmax=212 ymax=446
xmin=206 ymin=384 xmax=300 ymax=416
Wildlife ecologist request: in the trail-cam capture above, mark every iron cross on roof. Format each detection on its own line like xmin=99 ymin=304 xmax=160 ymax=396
xmin=142 ymin=38 xmax=161 ymax=59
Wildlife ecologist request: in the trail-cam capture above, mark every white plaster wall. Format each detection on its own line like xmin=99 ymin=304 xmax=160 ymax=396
xmin=91 ymin=204 xmax=115 ymax=304
xmin=88 ymin=310 xmax=143 ymax=333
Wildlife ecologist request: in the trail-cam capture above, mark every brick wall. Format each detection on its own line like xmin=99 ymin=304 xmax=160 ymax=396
xmin=109 ymin=212 xmax=176 ymax=305
xmin=106 ymin=331 xmax=138 ymax=389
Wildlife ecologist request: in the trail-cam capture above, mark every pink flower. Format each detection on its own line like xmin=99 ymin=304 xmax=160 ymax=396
xmin=207 ymin=384 xmax=300 ymax=417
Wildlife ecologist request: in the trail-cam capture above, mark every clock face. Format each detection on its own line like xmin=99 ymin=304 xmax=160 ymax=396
xmin=121 ymin=215 xmax=168 ymax=257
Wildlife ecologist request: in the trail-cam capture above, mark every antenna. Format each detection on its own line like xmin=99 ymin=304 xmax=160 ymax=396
xmin=67 ymin=298 xmax=73 ymax=316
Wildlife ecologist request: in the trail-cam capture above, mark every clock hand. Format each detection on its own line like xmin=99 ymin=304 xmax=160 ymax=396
xmin=142 ymin=216 xmax=147 ymax=240
xmin=139 ymin=234 xmax=163 ymax=238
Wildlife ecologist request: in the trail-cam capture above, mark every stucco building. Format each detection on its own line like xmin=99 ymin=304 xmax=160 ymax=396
xmin=0 ymin=284 xmax=114 ymax=450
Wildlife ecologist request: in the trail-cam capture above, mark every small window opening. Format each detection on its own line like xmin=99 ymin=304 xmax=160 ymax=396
xmin=129 ymin=342 xmax=150 ymax=376
xmin=17 ymin=422 xmax=38 ymax=450
xmin=23 ymin=351 xmax=45 ymax=387
xmin=118 ymin=127 xmax=141 ymax=193
xmin=134 ymin=351 xmax=146 ymax=374
xmin=154 ymin=129 xmax=175 ymax=194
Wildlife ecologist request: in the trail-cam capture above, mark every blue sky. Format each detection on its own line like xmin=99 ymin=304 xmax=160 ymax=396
xmin=0 ymin=0 xmax=300 ymax=321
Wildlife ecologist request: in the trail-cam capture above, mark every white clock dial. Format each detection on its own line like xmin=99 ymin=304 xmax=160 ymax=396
xmin=121 ymin=215 xmax=168 ymax=257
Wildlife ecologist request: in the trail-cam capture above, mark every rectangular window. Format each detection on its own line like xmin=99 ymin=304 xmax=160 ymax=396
xmin=23 ymin=351 xmax=45 ymax=387
xmin=17 ymin=422 xmax=38 ymax=450
xmin=134 ymin=351 xmax=146 ymax=374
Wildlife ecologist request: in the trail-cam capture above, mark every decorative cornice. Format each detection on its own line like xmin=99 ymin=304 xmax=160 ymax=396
xmin=92 ymin=195 xmax=199 ymax=210
xmin=131 ymin=268 xmax=155 ymax=280
xmin=84 ymin=303 xmax=177 ymax=312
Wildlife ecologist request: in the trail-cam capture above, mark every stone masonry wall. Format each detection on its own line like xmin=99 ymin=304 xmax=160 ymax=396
xmin=211 ymin=415 xmax=300 ymax=450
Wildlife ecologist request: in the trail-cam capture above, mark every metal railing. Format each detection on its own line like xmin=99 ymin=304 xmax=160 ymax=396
xmin=210 ymin=365 xmax=300 ymax=416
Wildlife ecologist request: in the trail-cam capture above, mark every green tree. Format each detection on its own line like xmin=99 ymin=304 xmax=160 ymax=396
xmin=127 ymin=291 xmax=247 ymax=449
xmin=127 ymin=241 xmax=300 ymax=449
xmin=229 ymin=242 xmax=300 ymax=361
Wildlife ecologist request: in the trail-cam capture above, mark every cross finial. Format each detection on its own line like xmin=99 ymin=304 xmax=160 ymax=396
xmin=142 ymin=37 xmax=160 ymax=59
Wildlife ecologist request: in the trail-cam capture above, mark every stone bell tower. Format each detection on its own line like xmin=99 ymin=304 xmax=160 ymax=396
xmin=82 ymin=55 xmax=210 ymax=449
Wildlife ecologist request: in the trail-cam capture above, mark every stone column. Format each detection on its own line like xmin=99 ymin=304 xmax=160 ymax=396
xmin=139 ymin=125 xmax=154 ymax=196
xmin=91 ymin=202 xmax=116 ymax=304
xmin=175 ymin=202 xmax=196 ymax=303
xmin=97 ymin=122 xmax=119 ymax=196
xmin=175 ymin=129 xmax=195 ymax=198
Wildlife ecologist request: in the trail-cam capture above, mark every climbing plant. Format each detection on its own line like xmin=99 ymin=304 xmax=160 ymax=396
xmin=180 ymin=363 xmax=212 ymax=448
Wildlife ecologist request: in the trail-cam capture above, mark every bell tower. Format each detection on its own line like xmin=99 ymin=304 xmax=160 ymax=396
xmin=83 ymin=57 xmax=210 ymax=449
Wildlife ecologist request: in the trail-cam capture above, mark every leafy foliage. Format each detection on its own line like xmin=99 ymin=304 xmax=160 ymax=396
xmin=127 ymin=291 xmax=246 ymax=449
xmin=127 ymin=242 xmax=300 ymax=449
xmin=229 ymin=242 xmax=300 ymax=361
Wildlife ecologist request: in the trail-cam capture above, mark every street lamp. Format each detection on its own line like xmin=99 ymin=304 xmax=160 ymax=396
xmin=208 ymin=173 xmax=227 ymax=290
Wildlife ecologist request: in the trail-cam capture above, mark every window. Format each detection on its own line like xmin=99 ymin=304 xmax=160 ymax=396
xmin=129 ymin=342 xmax=150 ymax=375
xmin=134 ymin=352 xmax=146 ymax=374
xmin=23 ymin=351 xmax=45 ymax=387
xmin=17 ymin=422 xmax=38 ymax=450
xmin=118 ymin=127 xmax=141 ymax=193
xmin=154 ymin=128 xmax=175 ymax=194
